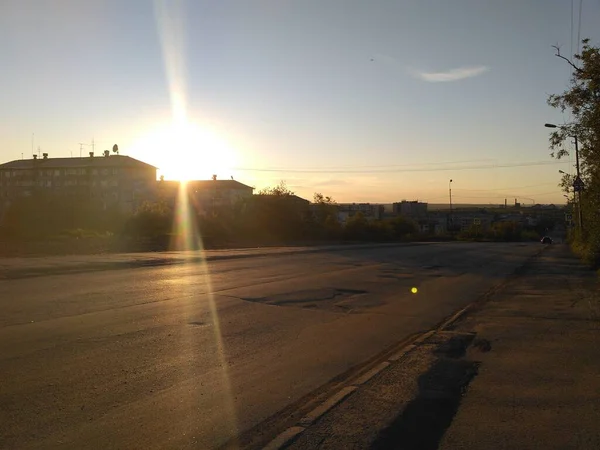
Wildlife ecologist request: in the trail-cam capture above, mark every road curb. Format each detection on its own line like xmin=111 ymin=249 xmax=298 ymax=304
xmin=263 ymin=427 xmax=306 ymax=450
xmin=259 ymin=245 xmax=548 ymax=450
xmin=260 ymin=331 xmax=439 ymax=450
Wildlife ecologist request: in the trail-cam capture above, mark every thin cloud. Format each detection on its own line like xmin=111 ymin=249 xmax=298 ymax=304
xmin=313 ymin=179 xmax=352 ymax=187
xmin=412 ymin=65 xmax=489 ymax=82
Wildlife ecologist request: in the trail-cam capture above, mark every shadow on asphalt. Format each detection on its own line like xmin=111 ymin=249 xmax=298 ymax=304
xmin=370 ymin=335 xmax=479 ymax=450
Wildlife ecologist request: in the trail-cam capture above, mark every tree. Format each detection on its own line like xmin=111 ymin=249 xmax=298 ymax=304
xmin=245 ymin=181 xmax=308 ymax=242
xmin=388 ymin=215 xmax=417 ymax=239
xmin=547 ymin=39 xmax=600 ymax=264
xmin=343 ymin=212 xmax=370 ymax=240
xmin=313 ymin=192 xmax=337 ymax=223
xmin=128 ymin=201 xmax=173 ymax=238
xmin=258 ymin=180 xmax=294 ymax=196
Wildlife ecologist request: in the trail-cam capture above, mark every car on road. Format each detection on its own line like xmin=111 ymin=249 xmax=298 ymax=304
xmin=541 ymin=236 xmax=553 ymax=244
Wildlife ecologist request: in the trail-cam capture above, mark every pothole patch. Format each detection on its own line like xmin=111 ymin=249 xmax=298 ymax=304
xmin=241 ymin=288 xmax=377 ymax=312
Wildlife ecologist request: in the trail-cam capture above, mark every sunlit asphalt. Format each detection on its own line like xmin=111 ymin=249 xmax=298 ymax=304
xmin=0 ymin=242 xmax=539 ymax=449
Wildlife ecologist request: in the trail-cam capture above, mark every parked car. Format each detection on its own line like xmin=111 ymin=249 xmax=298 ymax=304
xmin=541 ymin=236 xmax=553 ymax=244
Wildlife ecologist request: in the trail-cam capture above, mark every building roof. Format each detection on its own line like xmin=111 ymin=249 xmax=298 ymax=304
xmin=159 ymin=179 xmax=254 ymax=191
xmin=0 ymin=155 xmax=157 ymax=170
xmin=257 ymin=194 xmax=310 ymax=204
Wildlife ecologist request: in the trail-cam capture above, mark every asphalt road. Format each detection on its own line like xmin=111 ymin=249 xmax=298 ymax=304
xmin=0 ymin=242 xmax=539 ymax=449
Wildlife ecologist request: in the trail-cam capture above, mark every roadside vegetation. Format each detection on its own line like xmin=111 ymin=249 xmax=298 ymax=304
xmin=0 ymin=185 xmax=418 ymax=255
xmin=547 ymin=39 xmax=600 ymax=266
xmin=0 ymin=182 xmax=555 ymax=256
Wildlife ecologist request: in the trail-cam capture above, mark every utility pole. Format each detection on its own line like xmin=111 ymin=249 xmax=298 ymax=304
xmin=545 ymin=123 xmax=584 ymax=235
xmin=574 ymin=135 xmax=584 ymax=234
xmin=449 ymin=179 xmax=453 ymax=231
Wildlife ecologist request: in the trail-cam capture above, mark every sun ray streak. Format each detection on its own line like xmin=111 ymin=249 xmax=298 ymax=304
xmin=154 ymin=0 xmax=239 ymax=444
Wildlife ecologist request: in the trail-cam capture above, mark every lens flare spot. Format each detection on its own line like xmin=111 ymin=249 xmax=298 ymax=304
xmin=411 ymin=287 xmax=418 ymax=294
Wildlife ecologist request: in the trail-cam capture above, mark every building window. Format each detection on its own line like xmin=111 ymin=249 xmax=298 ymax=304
xmin=54 ymin=170 xmax=61 ymax=177
xmin=112 ymin=168 xmax=119 ymax=175
xmin=92 ymin=169 xmax=98 ymax=175
xmin=102 ymin=169 xmax=109 ymax=175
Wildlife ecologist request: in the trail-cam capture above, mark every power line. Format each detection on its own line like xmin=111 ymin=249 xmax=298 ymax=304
xmin=233 ymin=160 xmax=569 ymax=174
xmin=251 ymin=158 xmax=498 ymax=171
xmin=577 ymin=0 xmax=583 ymax=54
xmin=450 ymin=191 xmax=560 ymax=200
xmin=454 ymin=182 xmax=558 ymax=192
xmin=571 ymin=0 xmax=574 ymax=59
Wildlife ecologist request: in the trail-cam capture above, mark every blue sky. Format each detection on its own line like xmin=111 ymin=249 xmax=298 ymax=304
xmin=2 ymin=0 xmax=599 ymax=204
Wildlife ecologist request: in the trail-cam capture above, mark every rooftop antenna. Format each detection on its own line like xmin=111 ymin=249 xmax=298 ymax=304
xmin=91 ymin=138 xmax=95 ymax=154
xmin=78 ymin=143 xmax=87 ymax=157
xmin=31 ymin=133 xmax=34 ymax=157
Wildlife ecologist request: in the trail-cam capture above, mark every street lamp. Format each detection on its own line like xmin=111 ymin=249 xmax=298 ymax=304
xmin=545 ymin=123 xmax=583 ymax=233
xmin=449 ymin=179 xmax=453 ymax=229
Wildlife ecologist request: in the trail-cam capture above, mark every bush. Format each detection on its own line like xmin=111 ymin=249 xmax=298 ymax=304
xmin=521 ymin=230 xmax=540 ymax=241
xmin=126 ymin=201 xmax=173 ymax=238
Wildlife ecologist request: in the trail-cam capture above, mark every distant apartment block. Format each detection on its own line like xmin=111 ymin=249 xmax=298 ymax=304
xmin=0 ymin=152 xmax=157 ymax=214
xmin=337 ymin=203 xmax=384 ymax=223
xmin=453 ymin=213 xmax=493 ymax=232
xmin=157 ymin=177 xmax=254 ymax=213
xmin=393 ymin=200 xmax=428 ymax=218
xmin=416 ymin=212 xmax=448 ymax=235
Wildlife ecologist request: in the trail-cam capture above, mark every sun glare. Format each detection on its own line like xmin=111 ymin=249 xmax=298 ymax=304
xmin=131 ymin=121 xmax=237 ymax=181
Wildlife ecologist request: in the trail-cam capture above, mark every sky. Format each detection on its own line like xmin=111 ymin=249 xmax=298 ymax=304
xmin=2 ymin=0 xmax=600 ymax=205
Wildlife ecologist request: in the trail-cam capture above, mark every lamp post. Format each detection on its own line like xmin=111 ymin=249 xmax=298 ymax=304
xmin=449 ymin=179 xmax=453 ymax=231
xmin=545 ymin=123 xmax=583 ymax=234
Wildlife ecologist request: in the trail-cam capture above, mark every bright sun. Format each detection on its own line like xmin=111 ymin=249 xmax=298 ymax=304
xmin=130 ymin=121 xmax=237 ymax=181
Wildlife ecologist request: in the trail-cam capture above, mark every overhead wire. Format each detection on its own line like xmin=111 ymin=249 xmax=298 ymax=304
xmin=233 ymin=159 xmax=569 ymax=174
xmin=571 ymin=0 xmax=574 ymax=59
xmin=577 ymin=0 xmax=583 ymax=54
xmin=253 ymin=158 xmax=498 ymax=171
xmin=454 ymin=182 xmax=558 ymax=192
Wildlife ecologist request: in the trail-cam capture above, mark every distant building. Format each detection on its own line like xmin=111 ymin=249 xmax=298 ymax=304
xmin=0 ymin=153 xmax=157 ymax=214
xmin=337 ymin=203 xmax=384 ymax=223
xmin=157 ymin=178 xmax=254 ymax=213
xmin=451 ymin=212 xmax=493 ymax=232
xmin=393 ymin=201 xmax=428 ymax=218
xmin=418 ymin=213 xmax=448 ymax=235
